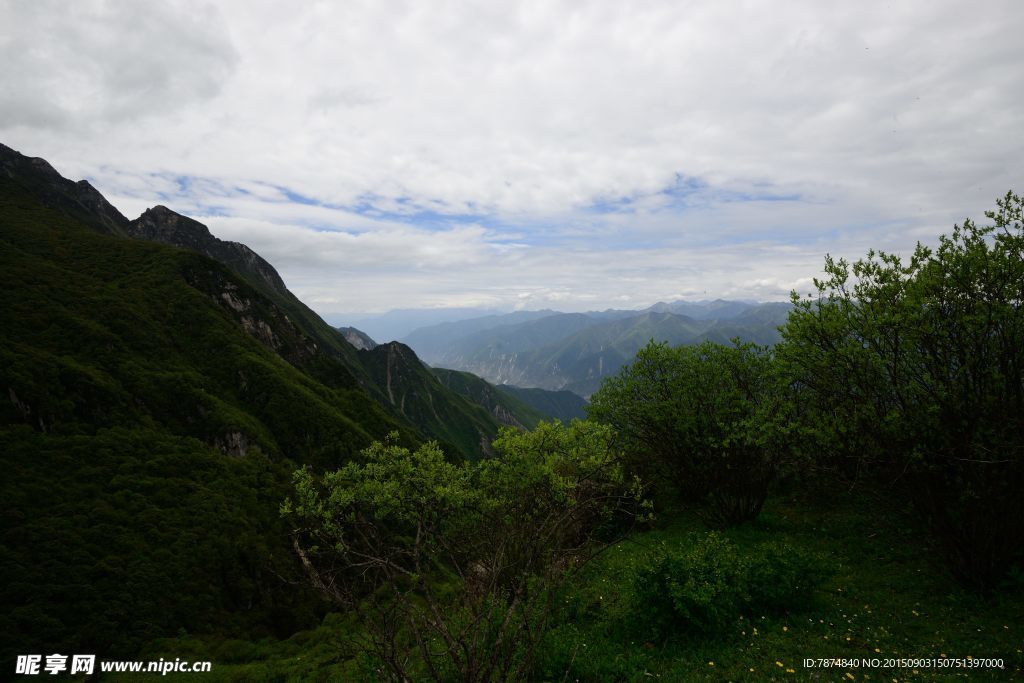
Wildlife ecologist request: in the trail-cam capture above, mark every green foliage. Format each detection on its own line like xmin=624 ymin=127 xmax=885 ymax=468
xmin=779 ymin=192 xmax=1024 ymax=589
xmin=359 ymin=343 xmax=503 ymax=460
xmin=284 ymin=421 xmax=646 ymax=681
xmin=588 ymin=339 xmax=795 ymax=525
xmin=0 ymin=164 xmax=427 ymax=660
xmin=493 ymin=384 xmax=588 ymax=424
xmin=631 ymin=533 xmax=827 ymax=639
xmin=431 ymin=366 xmax=550 ymax=429
xmin=0 ymin=426 xmax=323 ymax=664
xmin=634 ymin=532 xmax=749 ymax=636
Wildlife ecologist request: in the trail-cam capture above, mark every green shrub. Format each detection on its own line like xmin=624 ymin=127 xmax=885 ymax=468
xmin=745 ymin=541 xmax=829 ymax=613
xmin=778 ymin=192 xmax=1024 ymax=590
xmin=588 ymin=341 xmax=795 ymax=526
xmin=633 ymin=533 xmax=747 ymax=637
xmin=632 ymin=533 xmax=827 ymax=638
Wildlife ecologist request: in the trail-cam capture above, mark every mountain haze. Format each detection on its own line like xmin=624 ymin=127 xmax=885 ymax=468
xmin=401 ymin=301 xmax=792 ymax=397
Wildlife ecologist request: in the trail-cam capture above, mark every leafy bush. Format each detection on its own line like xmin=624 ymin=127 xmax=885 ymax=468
xmin=588 ymin=340 xmax=796 ymax=525
xmin=284 ymin=421 xmax=647 ymax=682
xmin=633 ymin=532 xmax=747 ymax=636
xmin=632 ymin=533 xmax=827 ymax=638
xmin=779 ymin=192 xmax=1024 ymax=590
xmin=744 ymin=540 xmax=829 ymax=613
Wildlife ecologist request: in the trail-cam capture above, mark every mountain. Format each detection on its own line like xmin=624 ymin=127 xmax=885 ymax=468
xmin=430 ymin=367 xmax=549 ymax=430
xmin=402 ymin=303 xmax=792 ymax=397
xmin=0 ymin=142 xmax=129 ymax=236
xmin=340 ymin=307 xmax=501 ymax=342
xmin=125 ymin=203 xmax=378 ymax=396
xmin=400 ymin=309 xmax=558 ymax=360
xmin=0 ymin=143 xmax=513 ymax=661
xmin=129 ymin=205 xmax=290 ymax=298
xmin=493 ymin=385 xmax=588 ymax=423
xmin=655 ymin=298 xmax=760 ymax=320
xmin=359 ymin=342 xmax=503 ymax=457
xmin=415 ymin=313 xmax=607 ymax=381
xmin=106 ymin=170 xmax=506 ymax=460
xmin=337 ymin=326 xmax=377 ymax=350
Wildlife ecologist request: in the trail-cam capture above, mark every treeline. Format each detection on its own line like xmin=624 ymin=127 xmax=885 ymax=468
xmin=592 ymin=192 xmax=1024 ymax=590
xmin=289 ymin=193 xmax=1023 ymax=679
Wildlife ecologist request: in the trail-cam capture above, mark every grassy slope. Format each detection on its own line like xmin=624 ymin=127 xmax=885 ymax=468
xmin=141 ymin=487 xmax=1023 ymax=681
xmin=535 ymin=490 xmax=1023 ymax=682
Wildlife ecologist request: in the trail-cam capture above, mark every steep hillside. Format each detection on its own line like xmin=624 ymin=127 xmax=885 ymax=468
xmin=359 ymin=342 xmax=502 ymax=458
xmin=337 ymin=326 xmax=377 ymax=350
xmin=430 ymin=367 xmax=549 ymax=429
xmin=493 ymin=385 xmax=588 ymax=423
xmin=125 ymin=203 xmax=378 ymax=396
xmin=0 ymin=159 xmax=414 ymax=462
xmin=0 ymin=151 xmax=430 ymax=661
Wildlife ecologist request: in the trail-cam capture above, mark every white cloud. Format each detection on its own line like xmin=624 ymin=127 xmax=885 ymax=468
xmin=2 ymin=0 xmax=1022 ymax=315
xmin=0 ymin=0 xmax=237 ymax=129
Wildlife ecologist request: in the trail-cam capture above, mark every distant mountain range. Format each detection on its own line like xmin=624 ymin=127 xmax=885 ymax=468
xmin=400 ymin=300 xmax=793 ymax=397
xmin=336 ymin=307 xmax=505 ymax=343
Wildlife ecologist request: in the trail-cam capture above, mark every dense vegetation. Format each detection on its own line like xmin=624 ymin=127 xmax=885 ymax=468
xmin=3 ymin=142 xmax=1021 ymax=680
xmin=780 ymin=192 xmax=1024 ymax=591
xmin=588 ymin=340 xmax=796 ymax=526
xmin=277 ymin=193 xmax=1023 ymax=679
xmin=284 ymin=422 xmax=645 ymax=681
xmin=0 ymin=160 xmax=425 ymax=663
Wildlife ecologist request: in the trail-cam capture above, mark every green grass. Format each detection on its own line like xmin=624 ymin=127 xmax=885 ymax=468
xmin=131 ymin=486 xmax=1023 ymax=681
xmin=535 ymin=489 xmax=1023 ymax=681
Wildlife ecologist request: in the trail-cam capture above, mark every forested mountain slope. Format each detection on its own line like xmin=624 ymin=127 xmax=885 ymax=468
xmin=0 ymin=142 xmax=509 ymax=660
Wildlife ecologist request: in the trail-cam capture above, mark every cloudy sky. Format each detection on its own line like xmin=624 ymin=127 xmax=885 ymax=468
xmin=2 ymin=0 xmax=1022 ymax=318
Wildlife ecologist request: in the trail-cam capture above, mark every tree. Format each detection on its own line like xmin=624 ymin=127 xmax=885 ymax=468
xmin=282 ymin=422 xmax=645 ymax=682
xmin=587 ymin=340 xmax=793 ymax=526
xmin=779 ymin=192 xmax=1024 ymax=590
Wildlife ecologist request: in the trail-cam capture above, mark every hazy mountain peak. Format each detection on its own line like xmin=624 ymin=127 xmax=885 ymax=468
xmin=337 ymin=326 xmax=377 ymax=351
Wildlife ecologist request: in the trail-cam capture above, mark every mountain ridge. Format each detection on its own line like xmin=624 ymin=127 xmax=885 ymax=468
xmin=0 ymin=142 xmax=578 ymax=461
xmin=400 ymin=301 xmax=792 ymax=397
